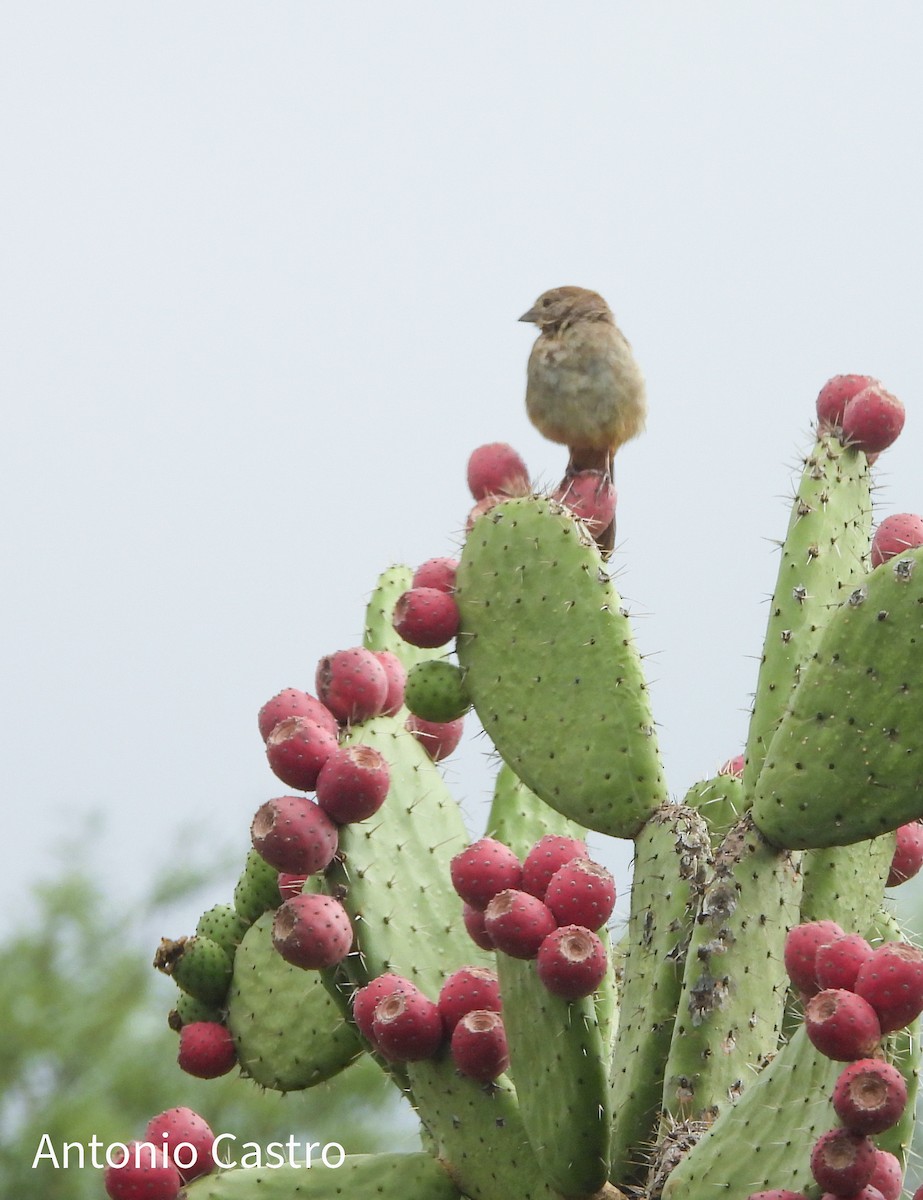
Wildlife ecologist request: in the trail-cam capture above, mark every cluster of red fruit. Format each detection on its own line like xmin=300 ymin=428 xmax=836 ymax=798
xmin=351 ymin=965 xmax=508 ymax=1083
xmin=747 ymin=921 xmax=923 ymax=1200
xmin=451 ymin=834 xmax=615 ymax=1001
xmin=104 ymin=1107 xmax=215 ymax=1200
xmin=815 ymin=374 xmax=905 ymax=456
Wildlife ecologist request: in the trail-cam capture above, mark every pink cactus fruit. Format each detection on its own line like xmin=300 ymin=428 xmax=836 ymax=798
xmin=144 ymin=1107 xmax=216 ymax=1183
xmin=841 ymin=385 xmax=905 ymax=454
xmin=257 ymin=687 xmax=338 ymax=741
xmin=438 ymin=966 xmax=502 ymax=1032
xmin=250 ymin=795 xmax=338 ymax=874
xmin=315 ymin=647 xmax=389 ymax=724
xmin=271 ymin=893 xmax=353 ymax=970
xmin=411 ymin=556 xmax=458 ymax=594
xmin=544 ymin=859 xmax=616 ymax=930
xmin=466 ymin=442 xmax=530 ymax=501
xmin=371 ymin=986 xmax=444 ymax=1062
xmin=450 ymin=838 xmax=523 ymax=910
xmin=819 ymin=1188 xmax=885 ymax=1200
xmin=392 ymin=587 xmax=460 ymax=649
xmin=277 ymin=872 xmax=307 ymax=900
xmin=536 ymin=925 xmax=608 ymax=1000
xmin=103 ymin=1141 xmax=182 ymax=1200
xmin=405 ymin=713 xmax=464 ymax=761
xmin=265 ymin=716 xmax=339 ymax=791
xmin=854 ymin=941 xmax=923 ymax=1033
xmin=462 ymin=902 xmax=495 ymax=951
xmin=831 ymin=1058 xmax=908 ymax=1135
xmin=810 ymin=1128 xmax=877 ymax=1197
xmin=804 ymin=989 xmax=882 ymax=1061
xmin=718 ymin=753 xmax=745 ymax=777
xmin=177 ymin=1021 xmax=237 ymax=1079
xmin=371 ymin=650 xmax=407 ymax=716
xmin=352 ymin=973 xmax=415 ymax=1048
xmin=746 ymin=1192 xmax=809 ymax=1200
xmin=484 ymin=889 xmax=557 ymax=960
xmin=450 ymin=1010 xmax=510 ymax=1082
xmin=315 ymin=744 xmax=391 ymax=824
xmin=521 ymin=835 xmax=589 ymax=900
xmin=783 ymin=919 xmax=845 ymax=998
xmin=886 ymin=821 xmax=923 ymax=887
xmin=868 ymin=1149 xmax=903 ymax=1200
xmin=815 ymin=934 xmax=875 ymax=993
xmin=870 ymin=513 xmax=923 ymax=568
xmin=551 ymin=471 xmax=617 ymax=536
xmin=816 ymin=374 xmax=877 ymax=429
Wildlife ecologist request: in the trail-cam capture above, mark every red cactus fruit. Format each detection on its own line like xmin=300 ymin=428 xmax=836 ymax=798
xmin=257 ymin=687 xmax=338 ymax=742
xmin=392 ymin=587 xmax=460 ymax=649
xmin=536 ymin=925 xmax=607 ymax=1000
xmin=315 ymin=647 xmax=389 ymax=724
xmin=887 ymin=821 xmax=923 ymax=887
xmin=177 ymin=1021 xmax=237 ymax=1079
xmin=315 ymin=744 xmax=391 ymax=824
xmin=371 ymin=986 xmax=444 ymax=1061
xmin=783 ymin=919 xmax=845 ymax=998
xmin=746 ymin=1192 xmax=809 ymax=1200
xmin=869 ymin=1149 xmax=903 ymax=1200
xmin=250 ymin=795 xmax=338 ymax=875
xmin=450 ymin=1010 xmax=510 ymax=1082
xmin=462 ymin=902 xmax=495 ymax=951
xmin=819 ymin=1188 xmax=885 ymax=1200
xmin=831 ymin=1058 xmax=908 ymax=1135
xmin=466 ymin=442 xmax=530 ymax=501
xmin=719 ymin=753 xmax=745 ymax=777
xmin=841 ymin=385 xmax=905 ymax=454
xmin=412 ymin=556 xmax=458 ymax=594
xmin=144 ymin=1107 xmax=215 ymax=1183
xmin=271 ymin=893 xmax=353 ymax=970
xmin=265 ymin=716 xmax=338 ymax=791
xmin=810 ymin=1127 xmax=876 ymax=1196
xmin=484 ymin=889 xmax=557 ymax=960
xmin=816 ymin=374 xmax=877 ymax=429
xmin=405 ymin=713 xmax=464 ymax=761
xmin=804 ymin=989 xmax=882 ymax=1061
xmin=352 ymin=973 xmax=415 ymax=1047
xmin=854 ymin=941 xmax=923 ymax=1033
xmin=551 ymin=471 xmax=617 ymax=536
xmin=521 ymin=835 xmax=590 ymax=900
xmin=871 ymin=513 xmax=923 ymax=568
xmin=276 ymin=872 xmax=307 ymax=900
xmin=371 ymin=650 xmax=407 ymax=716
xmin=438 ymin=966 xmax=502 ymax=1032
xmin=450 ymin=838 xmax=523 ymax=911
xmin=815 ymin=934 xmax=875 ymax=993
xmin=544 ymin=859 xmax=616 ymax=930
xmin=104 ymin=1141 xmax=182 ymax=1200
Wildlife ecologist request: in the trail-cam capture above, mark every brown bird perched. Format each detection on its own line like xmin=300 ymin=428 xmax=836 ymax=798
xmin=520 ymin=286 xmax=646 ymax=554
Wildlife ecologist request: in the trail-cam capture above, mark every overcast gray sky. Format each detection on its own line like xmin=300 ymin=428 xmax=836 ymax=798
xmin=4 ymin=6 xmax=923 ymax=937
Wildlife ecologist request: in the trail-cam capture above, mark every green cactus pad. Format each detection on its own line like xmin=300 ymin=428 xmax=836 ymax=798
xmin=753 ymin=547 xmax=923 ymax=848
xmin=799 ymin=833 xmax=894 ymax=932
xmin=226 ymin=912 xmax=363 ymax=1091
xmin=178 ymin=1152 xmax=462 ymax=1200
xmin=743 ymin=433 xmax=871 ymax=794
xmin=486 ymin=762 xmax=587 ymax=855
xmin=661 ymin=815 xmax=801 ymax=1125
xmin=404 ymin=659 xmax=471 ymax=723
xmin=196 ymin=904 xmax=250 ymax=957
xmin=682 ymin=773 xmax=745 ymax=848
xmin=233 ymin=849 xmax=282 ymax=924
xmin=457 ymin=497 xmax=667 ymax=838
xmin=609 ymin=804 xmax=712 ymax=1183
xmin=495 ymin=954 xmax=611 ymax=1196
xmin=153 ymin=935 xmax=233 ymax=1007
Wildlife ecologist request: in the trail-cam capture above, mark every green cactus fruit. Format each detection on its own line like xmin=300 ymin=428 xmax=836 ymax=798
xmin=661 ymin=815 xmax=801 ymax=1125
xmin=153 ymin=935 xmax=233 ymax=1007
xmin=226 ymin=912 xmax=362 ymax=1091
xmin=168 ymin=990 xmax=223 ymax=1030
xmin=495 ymin=953 xmax=611 ymax=1196
xmin=609 ymin=804 xmax=712 ymax=1183
xmin=457 ymin=497 xmax=668 ymax=837
xmin=177 ymin=1152 xmax=462 ymax=1199
xmin=195 ymin=904 xmax=249 ymax=957
xmin=743 ymin=433 xmax=871 ymax=793
xmin=752 ymin=547 xmax=923 ymax=848
xmin=233 ymin=848 xmax=282 ymax=924
xmin=682 ymin=773 xmax=745 ymax=848
xmin=404 ymin=659 xmax=471 ymax=723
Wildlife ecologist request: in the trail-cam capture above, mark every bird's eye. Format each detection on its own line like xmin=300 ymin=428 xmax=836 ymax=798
xmin=541 ymin=297 xmax=551 ymax=307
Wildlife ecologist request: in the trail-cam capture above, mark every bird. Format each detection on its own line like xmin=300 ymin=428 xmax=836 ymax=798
xmin=519 ymin=286 xmax=646 ymax=554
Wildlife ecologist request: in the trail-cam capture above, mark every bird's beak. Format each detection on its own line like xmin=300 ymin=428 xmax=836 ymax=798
xmin=518 ymin=307 xmax=539 ymax=324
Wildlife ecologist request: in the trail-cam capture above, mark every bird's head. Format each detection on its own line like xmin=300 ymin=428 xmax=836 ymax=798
xmin=518 ymin=286 xmax=612 ymax=332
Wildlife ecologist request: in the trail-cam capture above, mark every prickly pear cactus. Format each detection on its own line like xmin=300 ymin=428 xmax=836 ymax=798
xmin=143 ymin=381 xmax=923 ymax=1200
